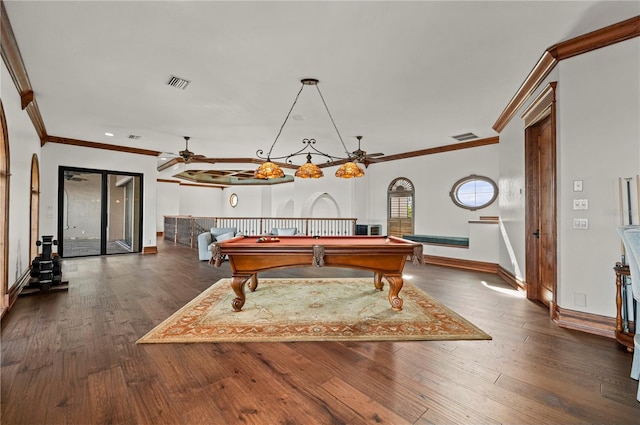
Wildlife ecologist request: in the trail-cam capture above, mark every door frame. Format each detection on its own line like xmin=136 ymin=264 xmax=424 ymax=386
xmin=523 ymin=83 xmax=558 ymax=317
xmin=57 ymin=166 xmax=144 ymax=257
xmin=0 ymin=100 xmax=9 ymax=312
xmin=29 ymin=154 xmax=40 ymax=262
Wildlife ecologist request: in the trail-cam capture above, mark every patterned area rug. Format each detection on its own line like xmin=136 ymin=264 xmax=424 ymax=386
xmin=137 ymin=278 xmax=491 ymax=343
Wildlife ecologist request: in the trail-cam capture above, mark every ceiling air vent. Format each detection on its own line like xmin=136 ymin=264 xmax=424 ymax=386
xmin=451 ymin=132 xmax=478 ymax=142
xmin=167 ymin=75 xmax=191 ymax=90
xmin=128 ymin=134 xmax=140 ymax=140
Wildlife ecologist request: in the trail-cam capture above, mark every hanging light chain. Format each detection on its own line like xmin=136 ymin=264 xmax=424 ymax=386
xmin=265 ymin=83 xmax=305 ymax=159
xmin=313 ymin=84 xmax=352 ymax=158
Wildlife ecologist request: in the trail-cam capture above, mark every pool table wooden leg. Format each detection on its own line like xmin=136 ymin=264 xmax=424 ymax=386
xmin=373 ymin=272 xmax=384 ymax=291
xmin=385 ymin=275 xmax=404 ymax=311
xmin=230 ymin=274 xmax=252 ymax=311
xmin=248 ymin=274 xmax=258 ymax=292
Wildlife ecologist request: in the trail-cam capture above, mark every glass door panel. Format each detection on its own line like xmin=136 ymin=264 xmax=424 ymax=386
xmin=106 ymin=174 xmax=141 ymax=254
xmin=60 ymin=170 xmax=103 ymax=257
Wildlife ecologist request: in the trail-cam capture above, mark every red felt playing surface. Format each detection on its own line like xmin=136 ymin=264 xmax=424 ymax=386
xmin=225 ymin=235 xmax=405 ymax=246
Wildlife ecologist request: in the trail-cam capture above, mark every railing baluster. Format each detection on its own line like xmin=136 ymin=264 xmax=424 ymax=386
xmin=164 ymin=216 xmax=357 ymax=244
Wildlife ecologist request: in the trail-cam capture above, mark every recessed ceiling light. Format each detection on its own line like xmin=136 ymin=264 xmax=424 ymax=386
xmin=105 ymin=132 xmax=114 ymax=137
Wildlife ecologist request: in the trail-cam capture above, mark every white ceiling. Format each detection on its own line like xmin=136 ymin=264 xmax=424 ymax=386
xmin=4 ymin=1 xmax=639 ymax=165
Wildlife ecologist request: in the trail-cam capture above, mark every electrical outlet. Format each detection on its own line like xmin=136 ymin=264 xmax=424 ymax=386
xmin=572 ymin=199 xmax=588 ymax=210
xmin=573 ymin=292 xmax=587 ymax=307
xmin=573 ymin=218 xmax=589 ymax=229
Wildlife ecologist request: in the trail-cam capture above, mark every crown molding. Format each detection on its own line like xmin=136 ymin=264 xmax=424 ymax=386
xmin=548 ymin=15 xmax=640 ymax=61
xmin=493 ymin=15 xmax=640 ymax=133
xmin=365 ymin=136 xmax=500 ymax=164
xmin=493 ymin=52 xmax=557 ymax=133
xmin=0 ymin=0 xmax=47 ymax=143
xmin=47 ymin=135 xmax=161 ymax=156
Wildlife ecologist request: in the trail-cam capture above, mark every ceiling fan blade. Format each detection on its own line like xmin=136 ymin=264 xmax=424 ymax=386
xmin=159 ymin=151 xmax=180 ymax=159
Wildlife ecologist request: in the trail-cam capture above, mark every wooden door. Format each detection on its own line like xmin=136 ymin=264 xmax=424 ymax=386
xmin=525 ymin=112 xmax=557 ymax=312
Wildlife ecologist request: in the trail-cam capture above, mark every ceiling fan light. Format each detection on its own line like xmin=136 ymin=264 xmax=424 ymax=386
xmin=335 ymin=161 xmax=365 ymax=179
xmin=295 ymin=158 xmax=324 ymax=179
xmin=255 ymin=161 xmax=285 ymax=179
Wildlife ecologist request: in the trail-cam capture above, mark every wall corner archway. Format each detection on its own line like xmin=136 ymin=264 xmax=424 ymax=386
xmin=301 ymin=192 xmax=341 ymax=218
xmin=275 ymin=198 xmax=295 ymax=217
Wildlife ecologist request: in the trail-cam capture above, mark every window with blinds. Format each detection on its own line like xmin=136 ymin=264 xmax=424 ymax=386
xmin=387 ymin=178 xmax=415 ymax=238
xmin=389 ymin=196 xmax=412 ymax=218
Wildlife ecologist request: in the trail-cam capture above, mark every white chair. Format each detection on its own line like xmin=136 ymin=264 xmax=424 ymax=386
xmin=196 ymin=227 xmax=238 ymax=261
xmin=619 ymin=227 xmax=640 ymax=401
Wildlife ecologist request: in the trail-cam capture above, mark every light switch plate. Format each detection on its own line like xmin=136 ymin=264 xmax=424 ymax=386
xmin=573 ymin=180 xmax=583 ymax=192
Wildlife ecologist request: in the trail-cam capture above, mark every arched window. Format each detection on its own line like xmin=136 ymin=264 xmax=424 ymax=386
xmin=387 ymin=178 xmax=414 ymax=238
xmin=0 ymin=100 xmax=9 ymax=311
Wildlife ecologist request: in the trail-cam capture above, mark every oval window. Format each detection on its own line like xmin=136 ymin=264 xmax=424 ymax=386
xmin=449 ymin=175 xmax=498 ymax=211
xmin=229 ymin=193 xmax=238 ymax=208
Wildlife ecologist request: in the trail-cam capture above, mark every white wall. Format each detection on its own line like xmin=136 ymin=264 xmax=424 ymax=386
xmin=40 ymin=143 xmax=158 ymax=249
xmin=366 ymin=143 xmax=500 ymax=237
xmin=556 ymin=38 xmax=640 ymax=316
xmin=156 ymin=181 xmax=180 ymax=232
xmin=177 ymin=184 xmax=222 ymax=217
xmin=2 ymin=62 xmax=42 ymax=288
xmin=498 ymin=38 xmax=640 ymax=318
xmin=267 ymin=169 xmax=360 ymax=219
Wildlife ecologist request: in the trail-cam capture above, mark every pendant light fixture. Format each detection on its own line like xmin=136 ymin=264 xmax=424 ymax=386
xmin=254 ymin=78 xmax=365 ymax=179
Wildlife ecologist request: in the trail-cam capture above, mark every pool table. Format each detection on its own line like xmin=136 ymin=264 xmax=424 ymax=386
xmin=210 ymin=235 xmax=424 ymax=312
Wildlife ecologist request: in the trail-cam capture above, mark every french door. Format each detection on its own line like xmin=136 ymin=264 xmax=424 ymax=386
xmin=58 ymin=166 xmax=143 ymax=258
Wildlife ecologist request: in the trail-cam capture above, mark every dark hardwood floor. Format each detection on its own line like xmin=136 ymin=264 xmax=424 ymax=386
xmin=2 ymin=238 xmax=639 ymax=424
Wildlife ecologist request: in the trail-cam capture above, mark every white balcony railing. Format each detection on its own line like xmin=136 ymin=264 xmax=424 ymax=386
xmin=163 ymin=216 xmax=357 ymax=248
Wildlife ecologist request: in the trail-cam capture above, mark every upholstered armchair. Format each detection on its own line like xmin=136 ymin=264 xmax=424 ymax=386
xmin=197 ymin=227 xmax=238 ymax=261
xmin=617 ymin=226 xmax=640 ymax=401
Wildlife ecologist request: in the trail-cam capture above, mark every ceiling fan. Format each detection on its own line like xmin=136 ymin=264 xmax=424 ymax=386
xmin=63 ymin=170 xmax=88 ymax=181
xmin=179 ymin=136 xmax=207 ymax=163
xmin=161 ymin=136 xmax=206 ymax=164
xmin=350 ymin=136 xmax=384 ymax=165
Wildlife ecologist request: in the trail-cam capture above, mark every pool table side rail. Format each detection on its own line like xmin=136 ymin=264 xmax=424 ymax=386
xmin=210 ymin=235 xmax=424 ymax=270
